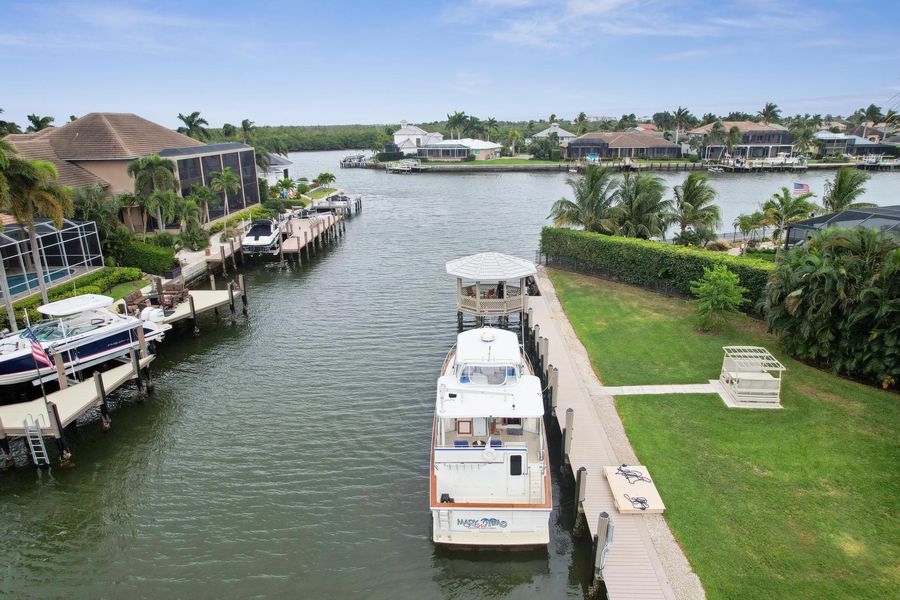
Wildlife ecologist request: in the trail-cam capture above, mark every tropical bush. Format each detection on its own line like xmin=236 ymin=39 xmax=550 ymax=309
xmin=207 ymin=205 xmax=275 ymax=234
xmin=690 ymin=265 xmax=747 ymax=331
xmin=375 ymin=151 xmax=404 ymax=162
xmin=765 ymin=227 xmax=899 ymax=389
xmin=119 ymin=240 xmax=176 ymax=275
xmin=540 ymin=227 xmax=773 ymax=308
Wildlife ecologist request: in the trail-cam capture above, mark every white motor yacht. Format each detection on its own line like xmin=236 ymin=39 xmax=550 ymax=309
xmin=241 ymin=218 xmax=282 ymax=256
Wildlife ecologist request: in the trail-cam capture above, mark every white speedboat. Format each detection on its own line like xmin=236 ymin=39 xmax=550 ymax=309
xmin=0 ymin=294 xmax=169 ymax=386
xmin=241 ymin=218 xmax=282 ymax=256
xmin=430 ymin=328 xmax=551 ymax=546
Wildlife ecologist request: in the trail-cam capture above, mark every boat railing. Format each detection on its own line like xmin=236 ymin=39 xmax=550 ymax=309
xmin=457 ymin=295 xmax=524 ymax=316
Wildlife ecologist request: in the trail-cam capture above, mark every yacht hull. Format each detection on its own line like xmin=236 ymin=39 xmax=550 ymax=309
xmin=431 ymin=506 xmax=551 ymax=546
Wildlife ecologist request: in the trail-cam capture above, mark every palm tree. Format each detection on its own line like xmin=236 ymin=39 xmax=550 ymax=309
xmin=547 ymin=165 xmax=619 ymax=234
xmin=707 ymin=121 xmax=726 ymax=159
xmin=2 ymin=159 xmax=72 ymax=303
xmin=548 ymin=113 xmax=557 ymax=123
xmin=210 ymin=167 xmax=240 ymax=215
xmin=673 ymin=106 xmax=691 ymax=144
xmin=71 ymin=184 xmax=118 ymax=244
xmin=0 ymin=108 xmax=22 ymax=134
xmin=186 ymin=185 xmax=220 ymax=224
xmin=176 ymin=111 xmax=210 ymax=140
xmin=758 ymin=102 xmax=781 ymax=125
xmin=255 ymin=147 xmax=271 ymax=172
xmin=484 ymin=117 xmax=499 ymax=142
xmin=25 ymin=114 xmax=54 ymax=132
xmin=665 ymin=173 xmax=721 ymax=241
xmin=222 ymin=123 xmax=236 ymax=139
xmin=276 ymin=177 xmax=295 ymax=196
xmin=763 ymin=187 xmax=815 ymax=242
xmin=507 ymin=130 xmax=522 ymax=154
xmin=576 ymin=112 xmax=587 ymax=127
xmin=613 ymin=173 xmax=669 ymax=239
xmin=241 ymin=119 xmax=255 ymax=144
xmin=791 ymin=126 xmax=816 ymax=157
xmin=173 ymin=197 xmax=201 ymax=232
xmin=822 ymin=167 xmax=876 ymax=213
xmin=464 ymin=116 xmax=483 ymax=139
xmin=143 ymin=189 xmax=179 ymax=232
xmin=114 ymin=192 xmax=141 ymax=232
xmin=314 ymin=172 xmax=336 ymax=187
xmin=725 ymin=126 xmax=743 ymax=158
xmin=446 ymin=111 xmax=467 ymax=140
xmin=0 ymin=137 xmax=15 ymax=205
xmin=127 ymin=154 xmax=177 ymax=231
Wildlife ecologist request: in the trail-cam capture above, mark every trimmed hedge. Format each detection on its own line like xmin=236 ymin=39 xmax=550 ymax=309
xmin=119 ymin=241 xmax=176 ymax=275
xmin=208 ymin=205 xmax=275 ymax=235
xmin=1 ymin=267 xmax=143 ymax=329
xmin=540 ymin=227 xmax=774 ymax=309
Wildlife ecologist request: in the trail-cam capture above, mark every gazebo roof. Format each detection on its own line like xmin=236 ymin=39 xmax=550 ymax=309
xmin=445 ymin=252 xmax=536 ymax=281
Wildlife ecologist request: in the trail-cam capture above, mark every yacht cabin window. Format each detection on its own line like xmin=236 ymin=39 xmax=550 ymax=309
xmin=509 ymin=455 xmax=523 ymax=476
xmin=458 ymin=363 xmax=517 ymax=385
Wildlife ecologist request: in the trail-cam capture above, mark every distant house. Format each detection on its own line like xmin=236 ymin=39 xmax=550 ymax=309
xmin=814 ymin=131 xmax=898 ymax=157
xmin=565 ymin=131 xmax=681 ymax=159
xmin=633 ymin=122 xmax=659 ymax=133
xmin=393 ymin=120 xmax=443 ymax=155
xmin=417 ymin=138 xmax=502 ymax=161
xmin=6 ymin=112 xmax=260 ymax=229
xmin=532 ymin=122 xmax=576 ymax=144
xmin=847 ymin=124 xmax=888 ymax=143
xmin=688 ymin=120 xmax=793 ymax=159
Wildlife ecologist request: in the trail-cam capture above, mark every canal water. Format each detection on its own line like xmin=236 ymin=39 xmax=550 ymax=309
xmin=2 ymin=152 xmax=898 ymax=598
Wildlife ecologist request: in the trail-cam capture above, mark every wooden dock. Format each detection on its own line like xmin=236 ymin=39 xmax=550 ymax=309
xmin=523 ymin=269 xmax=702 ymax=600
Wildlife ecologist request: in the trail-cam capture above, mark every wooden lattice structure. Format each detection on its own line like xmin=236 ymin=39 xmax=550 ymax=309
xmin=719 ymin=346 xmax=786 ymax=407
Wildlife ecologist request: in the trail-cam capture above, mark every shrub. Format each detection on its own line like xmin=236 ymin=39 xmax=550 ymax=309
xmin=119 ymin=241 xmax=176 ymax=275
xmin=375 ymin=151 xmax=404 ymax=162
xmin=766 ymin=227 xmax=898 ymax=388
xmin=705 ymin=240 xmax=731 ymax=252
xmin=690 ymin=265 xmax=747 ymax=331
xmin=146 ymin=232 xmax=177 ymax=248
xmin=178 ymin=226 xmax=209 ymax=251
xmin=540 ymin=227 xmax=773 ymax=309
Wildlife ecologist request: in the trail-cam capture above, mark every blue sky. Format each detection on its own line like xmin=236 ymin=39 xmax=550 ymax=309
xmin=2 ymin=0 xmax=899 ymax=128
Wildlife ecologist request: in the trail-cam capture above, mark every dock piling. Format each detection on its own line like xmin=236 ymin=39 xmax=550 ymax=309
xmin=94 ymin=370 xmax=111 ymax=431
xmin=593 ymin=512 xmax=612 ymax=582
xmin=575 ymin=466 xmax=587 ymax=520
xmin=562 ymin=407 xmax=574 ymax=464
xmin=549 ymin=366 xmax=559 ymax=412
xmin=209 ymin=274 xmax=219 ymax=317
xmin=47 ymin=401 xmax=72 ymax=467
xmin=220 ymin=246 xmax=227 ymax=275
xmin=189 ymin=294 xmax=199 ymax=334
xmin=228 ymin=283 xmax=236 ymax=323
xmin=229 ymin=239 xmax=237 ymax=271
xmin=238 ymin=274 xmax=248 ymax=314
xmin=0 ymin=421 xmax=12 ymax=466
xmin=53 ymin=352 xmax=68 ymax=389
xmin=136 ymin=324 xmax=148 ymax=358
xmin=131 ymin=351 xmax=144 ymax=396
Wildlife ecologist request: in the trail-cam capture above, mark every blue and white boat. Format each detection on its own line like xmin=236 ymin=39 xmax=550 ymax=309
xmin=0 ymin=294 xmax=169 ymax=386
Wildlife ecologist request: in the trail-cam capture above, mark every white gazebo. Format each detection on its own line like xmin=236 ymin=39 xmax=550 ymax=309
xmin=445 ymin=252 xmax=536 ymax=330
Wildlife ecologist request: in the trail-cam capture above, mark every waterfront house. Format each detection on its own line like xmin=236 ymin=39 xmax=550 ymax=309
xmin=532 ymin=123 xmax=576 ymax=145
xmin=6 ymin=113 xmax=261 ymax=229
xmin=565 ymin=131 xmax=681 ymax=159
xmin=417 ymin=138 xmax=502 ymax=161
xmin=688 ymin=120 xmax=793 ymax=159
xmin=814 ymin=131 xmax=898 ymax=157
xmin=393 ymin=121 xmax=444 ymax=155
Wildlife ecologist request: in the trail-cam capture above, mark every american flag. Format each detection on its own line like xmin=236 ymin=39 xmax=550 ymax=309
xmin=23 ymin=327 xmax=52 ymax=368
xmin=793 ymin=182 xmax=810 ymax=197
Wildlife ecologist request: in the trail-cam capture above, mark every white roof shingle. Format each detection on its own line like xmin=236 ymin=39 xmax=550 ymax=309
xmin=446 ymin=252 xmax=536 ymax=281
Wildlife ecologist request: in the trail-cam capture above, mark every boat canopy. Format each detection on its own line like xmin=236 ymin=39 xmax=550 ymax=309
xmin=456 ymin=328 xmax=521 ymax=364
xmin=38 ymin=294 xmax=114 ymax=317
xmin=445 ymin=252 xmax=535 ymax=281
xmin=436 ymin=376 xmax=544 ymax=418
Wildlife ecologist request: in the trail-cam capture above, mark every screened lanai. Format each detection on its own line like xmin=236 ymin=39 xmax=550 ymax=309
xmin=0 ymin=218 xmax=104 ymax=322
xmin=784 ymin=205 xmax=900 ymax=247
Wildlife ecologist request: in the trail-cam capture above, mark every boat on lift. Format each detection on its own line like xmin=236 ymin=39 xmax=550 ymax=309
xmin=0 ymin=294 xmax=169 ymax=386
xmin=430 ymin=327 xmax=551 ymax=546
xmin=241 ymin=218 xmax=283 ymax=256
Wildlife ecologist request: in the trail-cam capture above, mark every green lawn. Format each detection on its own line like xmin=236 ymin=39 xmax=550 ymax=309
xmin=108 ymin=279 xmax=147 ymax=300
xmin=549 ymin=270 xmax=899 ymax=600
xmin=307 ymin=187 xmax=337 ymax=199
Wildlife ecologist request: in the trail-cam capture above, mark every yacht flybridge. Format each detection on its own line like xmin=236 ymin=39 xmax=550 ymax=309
xmin=0 ymin=294 xmax=169 ymax=386
xmin=430 ymin=327 xmax=551 ymax=546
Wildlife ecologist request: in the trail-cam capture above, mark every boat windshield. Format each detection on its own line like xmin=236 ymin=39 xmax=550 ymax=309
xmin=458 ymin=363 xmax=517 ymax=385
xmin=27 ymin=320 xmax=65 ymax=341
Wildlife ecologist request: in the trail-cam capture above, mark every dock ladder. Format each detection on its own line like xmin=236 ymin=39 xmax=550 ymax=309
xmin=23 ymin=415 xmax=50 ymax=467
